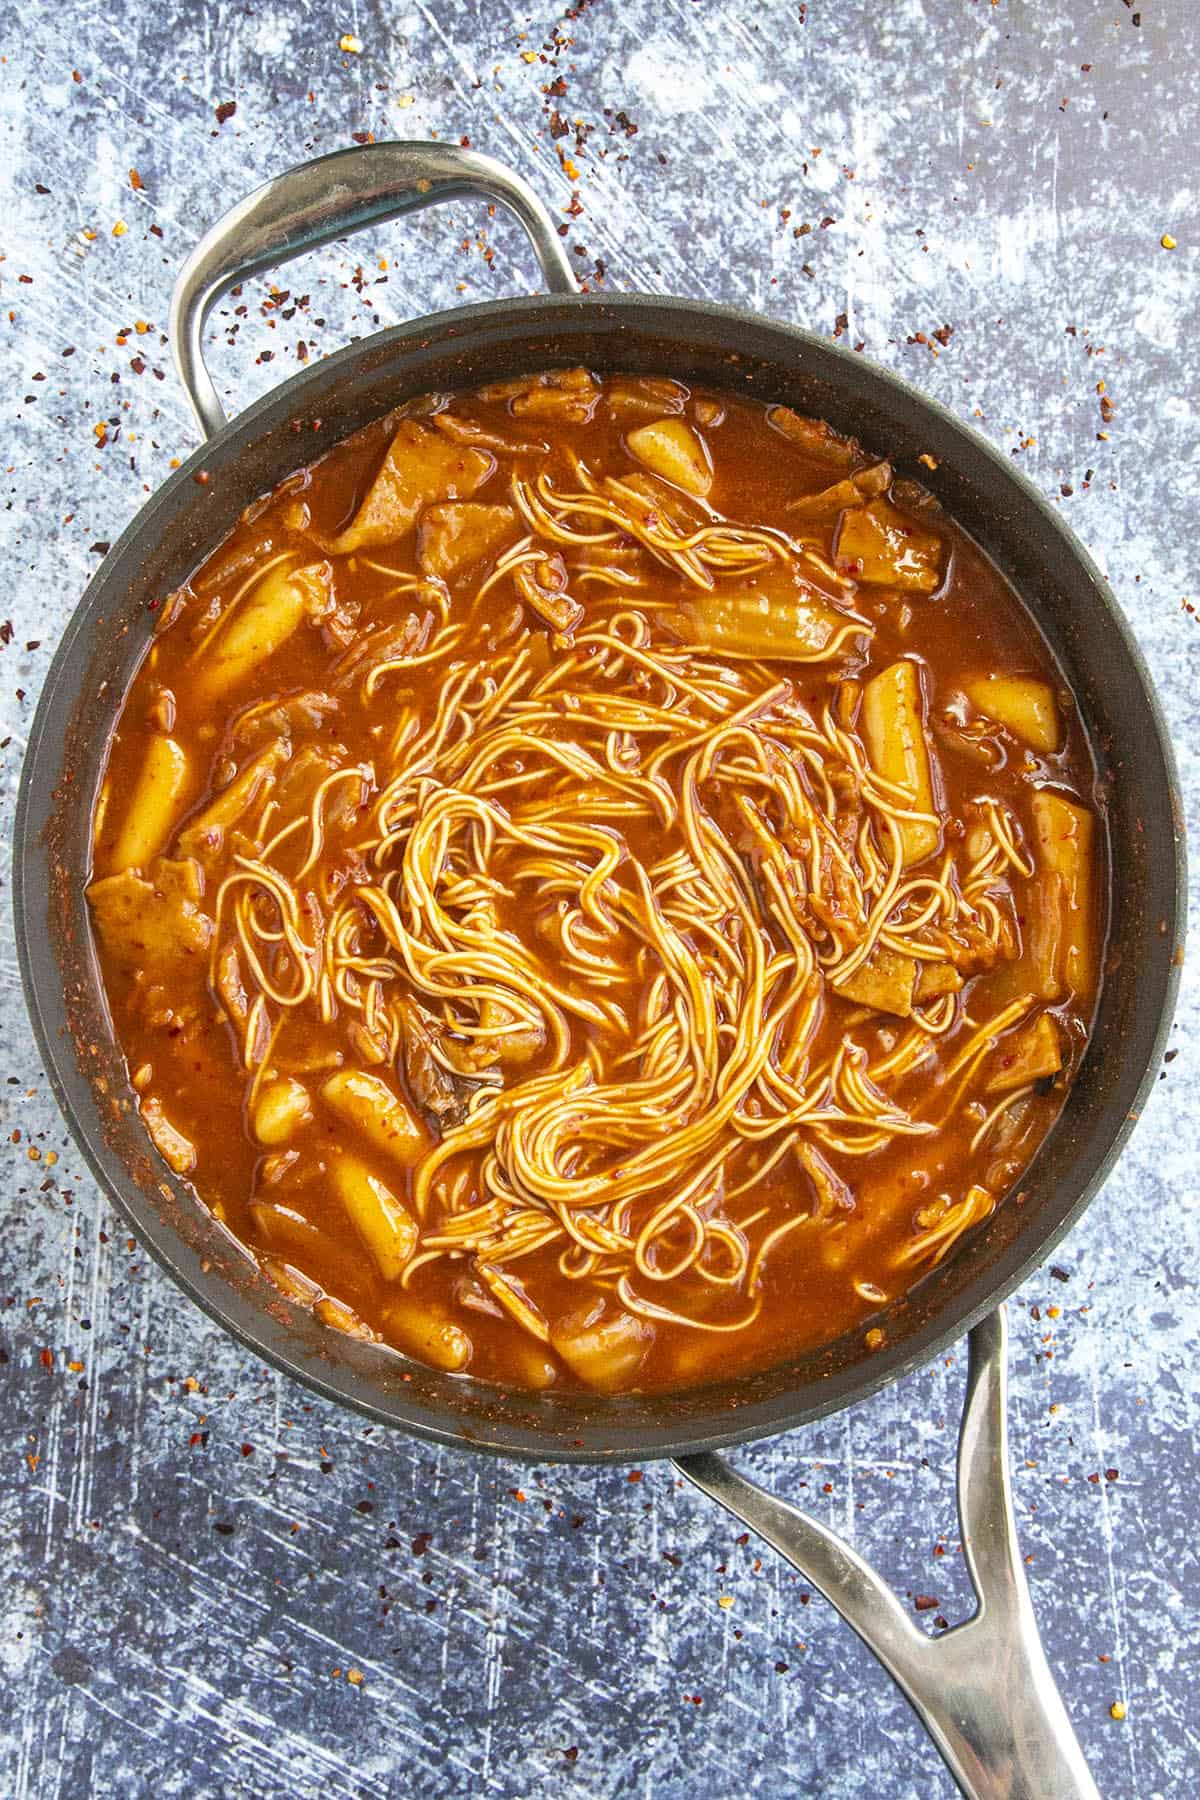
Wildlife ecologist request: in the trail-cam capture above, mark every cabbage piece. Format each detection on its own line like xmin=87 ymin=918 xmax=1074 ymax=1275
xmin=330 ymin=422 xmax=493 ymax=553
xmin=192 ymin=563 xmax=331 ymax=704
xmin=767 ymin=406 xmax=859 ymax=467
xmin=604 ymin=377 xmax=689 ymax=422
xmin=250 ymin=1199 xmax=374 ymax=1303
xmin=796 ymin=1140 xmax=855 ymax=1215
xmin=837 ymin=499 xmax=943 ymax=593
xmin=786 ymin=462 xmax=892 ymax=522
xmin=914 ymin=960 xmax=963 ymax=1001
xmin=508 ymin=366 xmax=599 ymax=422
xmin=417 ymin=502 xmax=518 ymax=581
xmin=986 ymin=1012 xmax=1063 ymax=1092
xmin=87 ymin=861 xmax=212 ymax=972
xmin=431 ymin=414 xmax=547 ymax=456
xmin=832 ymin=945 xmax=917 ymax=1017
xmin=177 ymin=741 xmax=290 ymax=864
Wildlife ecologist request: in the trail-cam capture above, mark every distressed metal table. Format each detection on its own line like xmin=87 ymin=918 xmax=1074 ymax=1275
xmin=1 ymin=4 xmax=1196 ymax=1795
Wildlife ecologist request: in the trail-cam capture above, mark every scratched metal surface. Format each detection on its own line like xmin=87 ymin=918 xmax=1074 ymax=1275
xmin=1 ymin=2 xmax=1197 ymax=1795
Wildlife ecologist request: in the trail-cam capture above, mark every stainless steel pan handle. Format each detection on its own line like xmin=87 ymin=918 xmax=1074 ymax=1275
xmin=677 ymin=1310 xmax=1099 ymax=1800
xmin=169 ymin=141 xmax=581 ymax=441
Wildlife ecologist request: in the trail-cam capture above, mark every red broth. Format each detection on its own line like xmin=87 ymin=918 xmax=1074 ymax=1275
xmin=88 ymin=370 xmax=1104 ymax=1395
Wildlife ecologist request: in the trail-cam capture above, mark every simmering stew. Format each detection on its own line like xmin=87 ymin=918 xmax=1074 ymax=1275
xmin=88 ymin=370 xmax=1105 ymax=1394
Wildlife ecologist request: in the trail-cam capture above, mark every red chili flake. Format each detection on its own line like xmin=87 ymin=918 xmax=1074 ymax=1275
xmin=39 ymin=1347 xmax=53 ymax=1369
xmin=662 ymin=1551 xmax=682 ymax=1568
xmin=914 ymin=1594 xmax=939 ymax=1611
xmin=1050 ymin=1266 xmax=1071 ymax=1281
xmin=627 ymin=1469 xmax=643 ymax=1483
xmin=411 ymin=1531 xmax=433 ymax=1556
xmin=240 ymin=1442 xmax=254 ymax=1457
xmin=215 ymin=100 xmax=237 ymax=125
xmin=1105 ymin=1468 xmax=1119 ymax=1482
xmin=213 ymin=1520 xmax=235 ymax=1536
xmin=563 ymin=1747 xmax=579 ymax=1762
xmin=510 ymin=1488 xmax=526 ymax=1503
xmin=0 ymin=622 xmax=11 ymax=645
xmin=775 ymin=1660 xmax=790 ymax=1673
xmin=129 ymin=168 xmax=144 ymax=191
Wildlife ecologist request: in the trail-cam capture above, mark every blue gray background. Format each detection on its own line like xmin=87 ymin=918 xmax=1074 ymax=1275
xmin=1 ymin=2 xmax=1197 ymax=1795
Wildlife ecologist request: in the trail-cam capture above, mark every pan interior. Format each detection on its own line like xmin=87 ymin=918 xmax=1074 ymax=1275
xmin=16 ymin=294 xmax=1184 ymax=1461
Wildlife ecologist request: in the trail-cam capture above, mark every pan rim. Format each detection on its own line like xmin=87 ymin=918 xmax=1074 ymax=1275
xmin=14 ymin=288 xmax=1187 ymax=1463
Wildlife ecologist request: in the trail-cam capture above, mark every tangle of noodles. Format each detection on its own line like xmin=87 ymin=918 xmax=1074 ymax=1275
xmin=88 ymin=371 xmax=1103 ymax=1393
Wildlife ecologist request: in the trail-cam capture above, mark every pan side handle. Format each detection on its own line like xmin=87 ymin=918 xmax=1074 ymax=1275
xmin=169 ymin=141 xmax=581 ymax=441
xmin=675 ymin=1310 xmax=1100 ymax=1800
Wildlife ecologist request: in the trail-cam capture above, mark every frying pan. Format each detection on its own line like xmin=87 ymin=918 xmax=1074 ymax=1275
xmin=14 ymin=143 xmax=1184 ymax=1799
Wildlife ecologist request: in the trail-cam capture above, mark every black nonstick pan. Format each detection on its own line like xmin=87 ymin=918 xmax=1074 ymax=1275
xmin=15 ymin=143 xmax=1184 ymax=1799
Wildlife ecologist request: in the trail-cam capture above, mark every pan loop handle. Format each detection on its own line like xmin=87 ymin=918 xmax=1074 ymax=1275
xmin=676 ymin=1310 xmax=1100 ymax=1800
xmin=169 ymin=141 xmax=581 ymax=441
